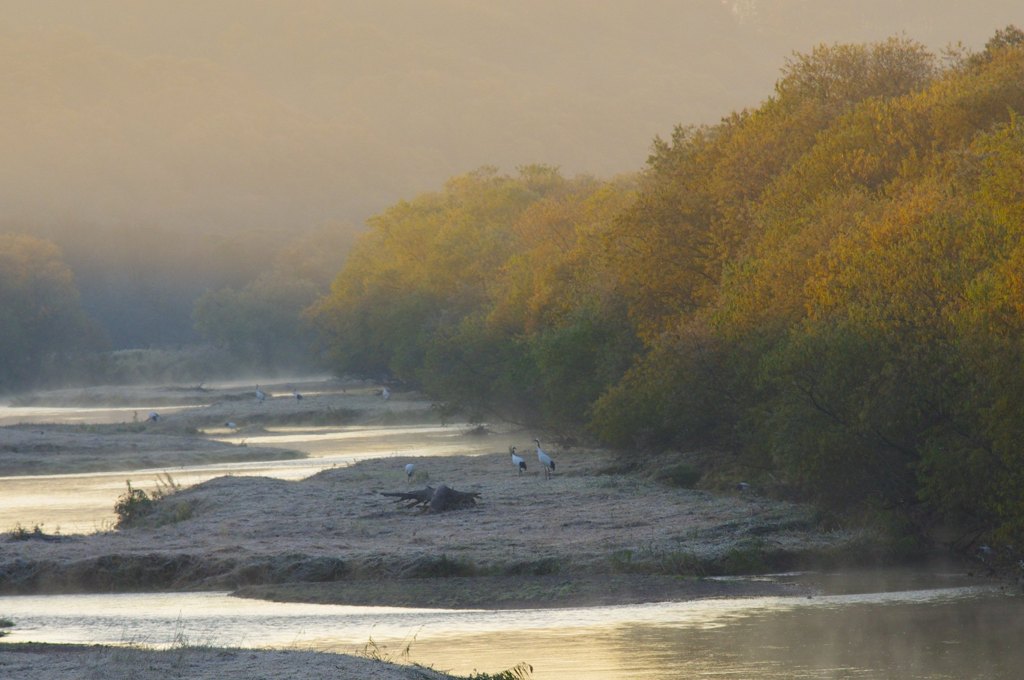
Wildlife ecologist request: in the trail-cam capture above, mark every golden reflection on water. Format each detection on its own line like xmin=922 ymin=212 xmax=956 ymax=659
xmin=0 ymin=405 xmax=192 ymax=426
xmin=0 ymin=404 xmax=515 ymax=533
xmin=0 ymin=586 xmax=1018 ymax=679
xmin=392 ymin=587 xmax=1021 ymax=679
xmin=211 ymin=423 xmax=478 ymax=445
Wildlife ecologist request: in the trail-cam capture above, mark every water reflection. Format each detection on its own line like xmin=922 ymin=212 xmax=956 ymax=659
xmin=0 ymin=404 xmax=196 ymax=426
xmin=0 ymin=415 xmax=519 ymax=533
xmin=405 ymin=586 xmax=1022 ymax=679
xmin=0 ymin=585 xmax=1017 ymax=679
xmin=207 ymin=422 xmax=515 ymax=460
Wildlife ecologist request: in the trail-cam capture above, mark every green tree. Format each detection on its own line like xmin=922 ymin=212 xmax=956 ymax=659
xmin=193 ymin=268 xmax=322 ymax=370
xmin=0 ymin=233 xmax=103 ymax=391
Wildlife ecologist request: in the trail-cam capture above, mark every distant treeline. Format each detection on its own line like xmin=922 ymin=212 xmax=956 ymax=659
xmin=309 ymin=29 xmax=1024 ymax=549
xmin=0 ymin=222 xmax=356 ymax=392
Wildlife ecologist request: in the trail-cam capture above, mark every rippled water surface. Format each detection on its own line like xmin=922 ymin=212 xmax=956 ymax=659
xmin=0 ymin=582 xmax=1019 ymax=679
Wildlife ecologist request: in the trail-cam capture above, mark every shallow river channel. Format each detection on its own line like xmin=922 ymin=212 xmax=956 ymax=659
xmin=1 ymin=398 xmax=1021 ymax=678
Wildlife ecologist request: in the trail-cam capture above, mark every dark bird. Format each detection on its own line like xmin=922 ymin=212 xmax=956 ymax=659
xmin=534 ymin=438 xmax=555 ymax=478
xmin=510 ymin=446 xmax=527 ymax=475
xmin=293 ymin=390 xmax=303 ymax=400
xmin=146 ymin=411 xmax=160 ymax=422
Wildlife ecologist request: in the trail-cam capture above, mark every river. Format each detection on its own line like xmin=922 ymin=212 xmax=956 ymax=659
xmin=1 ymin=393 xmax=1021 ymax=678
xmin=0 ymin=411 xmax=517 ymax=534
xmin=0 ymin=580 xmax=1019 ymax=678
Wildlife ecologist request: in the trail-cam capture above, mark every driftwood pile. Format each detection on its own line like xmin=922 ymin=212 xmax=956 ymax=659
xmin=381 ymin=484 xmax=480 ymax=513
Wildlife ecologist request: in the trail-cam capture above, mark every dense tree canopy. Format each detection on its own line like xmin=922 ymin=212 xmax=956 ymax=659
xmin=311 ymin=30 xmax=1024 ymax=551
xmin=192 ymin=223 xmax=357 ymax=371
xmin=0 ymin=234 xmax=103 ymax=391
xmin=309 ymin=166 xmax=639 ymax=426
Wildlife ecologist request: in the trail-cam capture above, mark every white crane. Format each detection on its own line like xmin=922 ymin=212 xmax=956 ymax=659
xmin=510 ymin=446 xmax=527 ymax=475
xmin=405 ymin=463 xmax=416 ymax=482
xmin=255 ymin=385 xmax=267 ymax=403
xmin=534 ymin=438 xmax=555 ymax=478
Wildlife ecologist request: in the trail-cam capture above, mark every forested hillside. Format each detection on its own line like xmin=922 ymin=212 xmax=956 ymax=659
xmin=311 ymin=29 xmax=1024 ymax=550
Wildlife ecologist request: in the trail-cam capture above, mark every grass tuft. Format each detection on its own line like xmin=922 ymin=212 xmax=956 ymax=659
xmin=9 ymin=523 xmax=45 ymax=541
xmin=464 ymin=662 xmax=534 ymax=679
xmin=357 ymin=633 xmax=532 ymax=680
xmin=114 ymin=473 xmax=187 ymax=528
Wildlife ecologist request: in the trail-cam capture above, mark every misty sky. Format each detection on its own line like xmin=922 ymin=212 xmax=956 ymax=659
xmin=4 ymin=1 xmax=1023 ymax=239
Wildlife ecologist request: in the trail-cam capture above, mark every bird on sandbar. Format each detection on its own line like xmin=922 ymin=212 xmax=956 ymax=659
xmin=510 ymin=446 xmax=527 ymax=475
xmin=293 ymin=389 xmax=303 ymax=400
xmin=146 ymin=411 xmax=160 ymax=422
xmin=405 ymin=462 xmax=416 ymax=482
xmin=255 ymin=385 xmax=267 ymax=403
xmin=534 ymin=438 xmax=555 ymax=478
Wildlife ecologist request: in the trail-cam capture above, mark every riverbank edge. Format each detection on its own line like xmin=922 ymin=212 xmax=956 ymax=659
xmin=232 ymin=571 xmax=817 ymax=610
xmin=0 ymin=641 xmax=463 ymax=680
xmin=0 ymin=533 xmax=937 ymax=609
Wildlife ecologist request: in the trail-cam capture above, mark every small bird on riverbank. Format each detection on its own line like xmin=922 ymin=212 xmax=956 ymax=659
xmin=405 ymin=463 xmax=416 ymax=481
xmin=510 ymin=446 xmax=527 ymax=475
xmin=534 ymin=439 xmax=555 ymax=478
xmin=255 ymin=385 xmax=266 ymax=403
xmin=146 ymin=411 xmax=160 ymax=422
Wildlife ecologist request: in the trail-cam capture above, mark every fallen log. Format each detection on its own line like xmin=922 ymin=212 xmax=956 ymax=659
xmin=381 ymin=484 xmax=480 ymax=512
xmin=381 ymin=486 xmax=436 ymax=508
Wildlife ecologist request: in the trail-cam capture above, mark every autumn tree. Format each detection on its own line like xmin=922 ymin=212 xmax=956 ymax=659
xmin=310 ymin=29 xmax=1024 ymax=552
xmin=309 ymin=167 xmax=637 ymax=428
